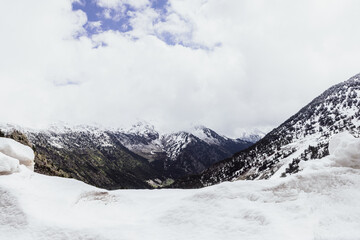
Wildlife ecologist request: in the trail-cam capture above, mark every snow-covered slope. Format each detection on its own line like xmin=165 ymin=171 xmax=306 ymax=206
xmin=1 ymin=132 xmax=360 ymax=240
xmin=173 ymin=73 xmax=360 ymax=188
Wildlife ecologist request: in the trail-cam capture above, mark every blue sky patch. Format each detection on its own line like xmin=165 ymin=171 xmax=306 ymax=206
xmin=151 ymin=0 xmax=168 ymax=14
xmin=72 ymin=0 xmax=135 ymax=35
xmin=71 ymin=0 xmax=215 ymax=50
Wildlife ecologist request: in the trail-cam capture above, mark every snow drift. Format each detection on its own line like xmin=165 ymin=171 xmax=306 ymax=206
xmin=328 ymin=132 xmax=360 ymax=168
xmin=0 ymin=152 xmax=20 ymax=174
xmin=0 ymin=132 xmax=360 ymax=240
xmin=0 ymin=137 xmax=34 ymax=174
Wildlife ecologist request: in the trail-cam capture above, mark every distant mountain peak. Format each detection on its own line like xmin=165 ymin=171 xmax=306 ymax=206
xmin=235 ymin=127 xmax=270 ymax=143
xmin=190 ymin=125 xmax=224 ymax=145
xmin=125 ymin=121 xmax=159 ymax=140
xmin=127 ymin=121 xmax=156 ymax=131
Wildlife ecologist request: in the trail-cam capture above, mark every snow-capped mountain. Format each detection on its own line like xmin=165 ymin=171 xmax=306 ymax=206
xmin=172 ymin=73 xmax=360 ymax=188
xmin=0 ymin=122 xmax=254 ymax=189
xmin=110 ymin=122 xmax=254 ymax=179
xmin=235 ymin=128 xmax=269 ymax=143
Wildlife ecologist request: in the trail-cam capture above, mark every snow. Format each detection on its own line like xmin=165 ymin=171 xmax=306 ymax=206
xmin=328 ymin=132 xmax=360 ymax=168
xmin=235 ymin=127 xmax=270 ymax=142
xmin=0 ymin=152 xmax=19 ymax=174
xmin=1 ymin=132 xmax=360 ymax=239
xmin=271 ymin=132 xmax=323 ymax=179
xmin=191 ymin=125 xmax=220 ymax=145
xmin=0 ymin=137 xmax=34 ymax=173
xmin=162 ymin=132 xmax=194 ymax=160
xmin=49 ymin=136 xmax=64 ymax=149
xmin=125 ymin=121 xmax=159 ymax=138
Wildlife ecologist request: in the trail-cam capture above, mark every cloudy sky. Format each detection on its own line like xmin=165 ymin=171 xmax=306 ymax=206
xmin=1 ymin=0 xmax=360 ymax=136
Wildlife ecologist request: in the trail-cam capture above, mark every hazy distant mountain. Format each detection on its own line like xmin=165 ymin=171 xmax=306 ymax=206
xmin=0 ymin=123 xmax=254 ymax=189
xmin=172 ymin=73 xmax=360 ymax=188
xmin=235 ymin=128 xmax=269 ymax=143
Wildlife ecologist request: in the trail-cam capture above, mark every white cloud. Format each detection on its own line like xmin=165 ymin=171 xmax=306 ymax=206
xmin=154 ymin=12 xmax=193 ymax=44
xmin=1 ymin=0 xmax=360 ymax=137
xmin=96 ymin=0 xmax=123 ymax=9
xmin=102 ymin=8 xmax=114 ymax=19
xmin=87 ymin=21 xmax=102 ymax=30
xmin=127 ymin=7 xmax=160 ymax=37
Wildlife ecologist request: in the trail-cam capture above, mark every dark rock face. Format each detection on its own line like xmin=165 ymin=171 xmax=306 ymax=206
xmin=172 ymin=73 xmax=360 ymax=188
xmin=27 ymin=130 xmax=160 ymax=190
xmin=160 ymin=132 xmax=253 ymax=179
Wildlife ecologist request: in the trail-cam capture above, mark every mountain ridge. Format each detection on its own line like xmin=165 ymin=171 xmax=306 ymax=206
xmin=172 ymin=73 xmax=360 ymax=188
xmin=0 ymin=123 xmax=257 ymax=189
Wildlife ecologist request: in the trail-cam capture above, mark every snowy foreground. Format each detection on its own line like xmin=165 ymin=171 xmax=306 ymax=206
xmin=1 ymin=133 xmax=360 ymax=240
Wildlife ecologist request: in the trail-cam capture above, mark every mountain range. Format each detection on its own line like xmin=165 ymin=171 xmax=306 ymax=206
xmin=0 ymin=123 xmax=260 ymax=189
xmin=172 ymin=73 xmax=360 ymax=188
